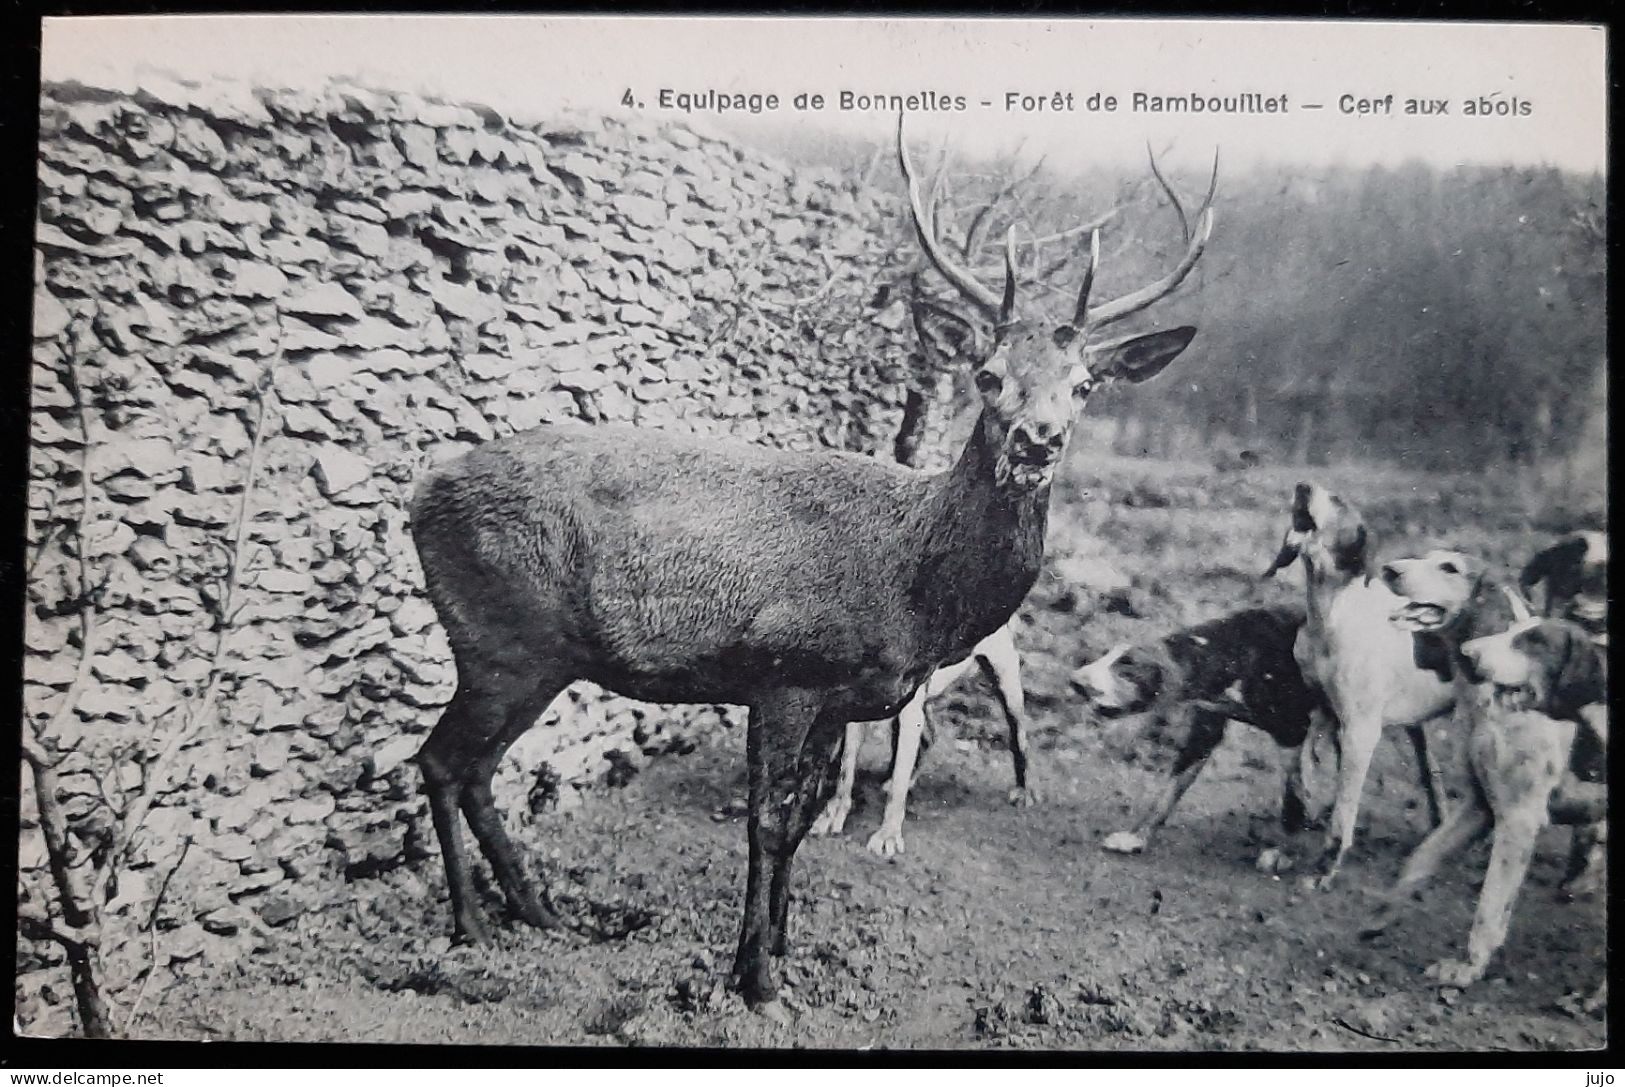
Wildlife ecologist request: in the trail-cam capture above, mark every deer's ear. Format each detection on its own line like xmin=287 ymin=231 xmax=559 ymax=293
xmin=1089 ymin=326 xmax=1197 ymax=384
xmin=911 ymin=301 xmax=983 ymax=363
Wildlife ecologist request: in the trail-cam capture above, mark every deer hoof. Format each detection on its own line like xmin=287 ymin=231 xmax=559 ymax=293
xmin=1102 ymin=831 xmax=1147 ymax=855
xmin=1255 ymin=847 xmax=1296 ymax=874
xmin=754 ymin=998 xmax=795 ymax=1027
xmin=866 ymin=827 xmax=905 ymax=857
xmin=1007 ymin=786 xmax=1042 ymax=808
xmin=1425 ymin=958 xmax=1483 ymax=989
xmin=809 ymin=798 xmax=851 ymax=838
xmin=452 ymin=919 xmax=494 ymax=948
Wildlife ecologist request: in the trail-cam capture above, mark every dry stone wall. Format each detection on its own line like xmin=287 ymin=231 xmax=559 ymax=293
xmin=22 ymin=76 xmax=939 ymax=940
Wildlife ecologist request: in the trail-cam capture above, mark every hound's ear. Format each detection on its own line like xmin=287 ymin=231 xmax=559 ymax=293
xmin=1329 ymin=522 xmax=1369 ymax=577
xmin=1089 ymin=327 xmax=1197 ymax=385
xmin=1263 ymin=532 xmax=1302 ymax=579
xmin=1290 ymin=483 xmax=1316 ymax=532
xmin=1521 ymin=537 xmax=1589 ymax=595
xmin=1543 ymin=624 xmax=1606 ymax=719
xmin=1122 ymin=653 xmax=1166 ymax=699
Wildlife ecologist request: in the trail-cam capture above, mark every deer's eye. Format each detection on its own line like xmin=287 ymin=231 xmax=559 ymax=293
xmin=1440 ymin=561 xmax=1459 ymax=575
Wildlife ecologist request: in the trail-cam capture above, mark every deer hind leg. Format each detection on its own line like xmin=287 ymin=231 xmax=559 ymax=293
xmin=456 ymin=675 xmax=573 ymax=932
xmin=976 ymin=648 xmax=1037 ymax=806
xmin=417 ymin=671 xmax=569 ymax=943
xmin=417 ymin=692 xmax=495 ymax=945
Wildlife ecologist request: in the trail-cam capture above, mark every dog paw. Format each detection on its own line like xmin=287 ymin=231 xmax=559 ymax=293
xmin=809 ymin=798 xmax=850 ymax=838
xmin=1300 ymin=870 xmax=1340 ymax=893
xmin=1424 ymin=958 xmax=1483 ymax=989
xmin=1557 ymin=865 xmax=1605 ymax=902
xmin=1555 ymin=986 xmax=1607 ymax=1019
xmin=866 ymin=826 xmax=906 ymax=857
xmin=1357 ymin=907 xmax=1395 ymax=941
xmin=1102 ymin=831 xmax=1148 ymax=855
xmin=1007 ymin=785 xmax=1043 ymax=808
xmin=1255 ymin=847 xmax=1296 ymax=874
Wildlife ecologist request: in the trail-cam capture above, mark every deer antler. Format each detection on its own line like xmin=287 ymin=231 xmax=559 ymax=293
xmin=1086 ymin=146 xmax=1218 ymax=327
xmin=1071 ymin=229 xmax=1100 ymax=329
xmin=897 ymin=114 xmax=1008 ymax=319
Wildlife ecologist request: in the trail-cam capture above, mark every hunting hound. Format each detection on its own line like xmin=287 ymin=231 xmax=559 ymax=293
xmin=1070 ymin=605 xmax=1323 ymax=857
xmin=1360 ymin=571 xmax=1605 ymax=1001
xmin=810 ymin=622 xmax=1033 ymax=856
xmin=1520 ymin=531 xmax=1608 ymax=645
xmin=1261 ymin=483 xmax=1451 ymax=887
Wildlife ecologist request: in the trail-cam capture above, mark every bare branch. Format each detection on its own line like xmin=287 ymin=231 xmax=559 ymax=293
xmin=120 ymin=834 xmax=192 ymax=1035
xmin=101 ymin=376 xmax=276 ymax=897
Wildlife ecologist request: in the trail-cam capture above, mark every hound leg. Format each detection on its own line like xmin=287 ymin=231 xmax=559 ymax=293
xmin=1405 ymin=722 xmax=1447 ymax=828
xmin=1428 ymin=803 xmax=1547 ymax=989
xmin=976 ymin=638 xmax=1038 ymax=807
xmin=1106 ymin=709 xmax=1224 ymax=855
xmin=867 ymin=687 xmax=929 ymax=857
xmin=1260 ymin=744 xmax=1315 ymax=873
xmin=1559 ymin=820 xmax=1607 ymax=901
xmin=1359 ymin=791 xmax=1492 ymax=939
xmin=1558 ymin=977 xmax=1609 ymax=1018
xmin=732 ymin=690 xmax=822 ymax=1013
xmin=1304 ymin=715 xmax=1381 ymax=891
xmin=809 ymin=721 xmax=864 ymax=837
xmin=1280 ymin=741 xmax=1311 ymax=833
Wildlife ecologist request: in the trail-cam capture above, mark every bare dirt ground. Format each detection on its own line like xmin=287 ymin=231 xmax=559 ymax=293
xmin=126 ymin=452 xmax=1608 ymax=1051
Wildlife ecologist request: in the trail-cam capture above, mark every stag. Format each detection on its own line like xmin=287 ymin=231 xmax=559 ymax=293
xmin=406 ymin=117 xmax=1215 ymax=1015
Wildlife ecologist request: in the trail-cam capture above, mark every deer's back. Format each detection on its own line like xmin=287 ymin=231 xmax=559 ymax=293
xmin=411 ymin=424 xmax=940 ymax=707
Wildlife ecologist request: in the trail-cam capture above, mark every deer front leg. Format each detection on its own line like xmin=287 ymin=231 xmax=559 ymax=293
xmin=732 ymin=691 xmax=822 ymax=1014
xmin=770 ymin=713 xmax=846 ymax=955
xmin=809 ymin=722 xmax=863 ymax=838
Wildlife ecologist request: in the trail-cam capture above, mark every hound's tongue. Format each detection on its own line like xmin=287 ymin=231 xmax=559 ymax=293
xmin=1391 ymin=602 xmax=1447 ymax=631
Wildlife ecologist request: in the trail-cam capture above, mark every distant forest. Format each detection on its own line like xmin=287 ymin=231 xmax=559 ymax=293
xmin=730 ymin=121 xmax=1607 ymax=474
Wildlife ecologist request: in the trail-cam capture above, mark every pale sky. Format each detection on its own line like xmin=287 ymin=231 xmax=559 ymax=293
xmin=40 ymin=15 xmax=1607 ymax=175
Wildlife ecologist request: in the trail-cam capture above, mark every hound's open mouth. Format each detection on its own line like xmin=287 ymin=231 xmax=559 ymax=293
xmin=1391 ymin=601 xmax=1449 ymax=631
xmin=1490 ymin=683 xmax=1536 ymax=712
xmin=1572 ymin=598 xmax=1608 ymax=622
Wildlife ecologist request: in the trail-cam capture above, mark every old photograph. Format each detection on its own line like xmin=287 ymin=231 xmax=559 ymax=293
xmin=16 ymin=14 xmax=1608 ymax=1052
